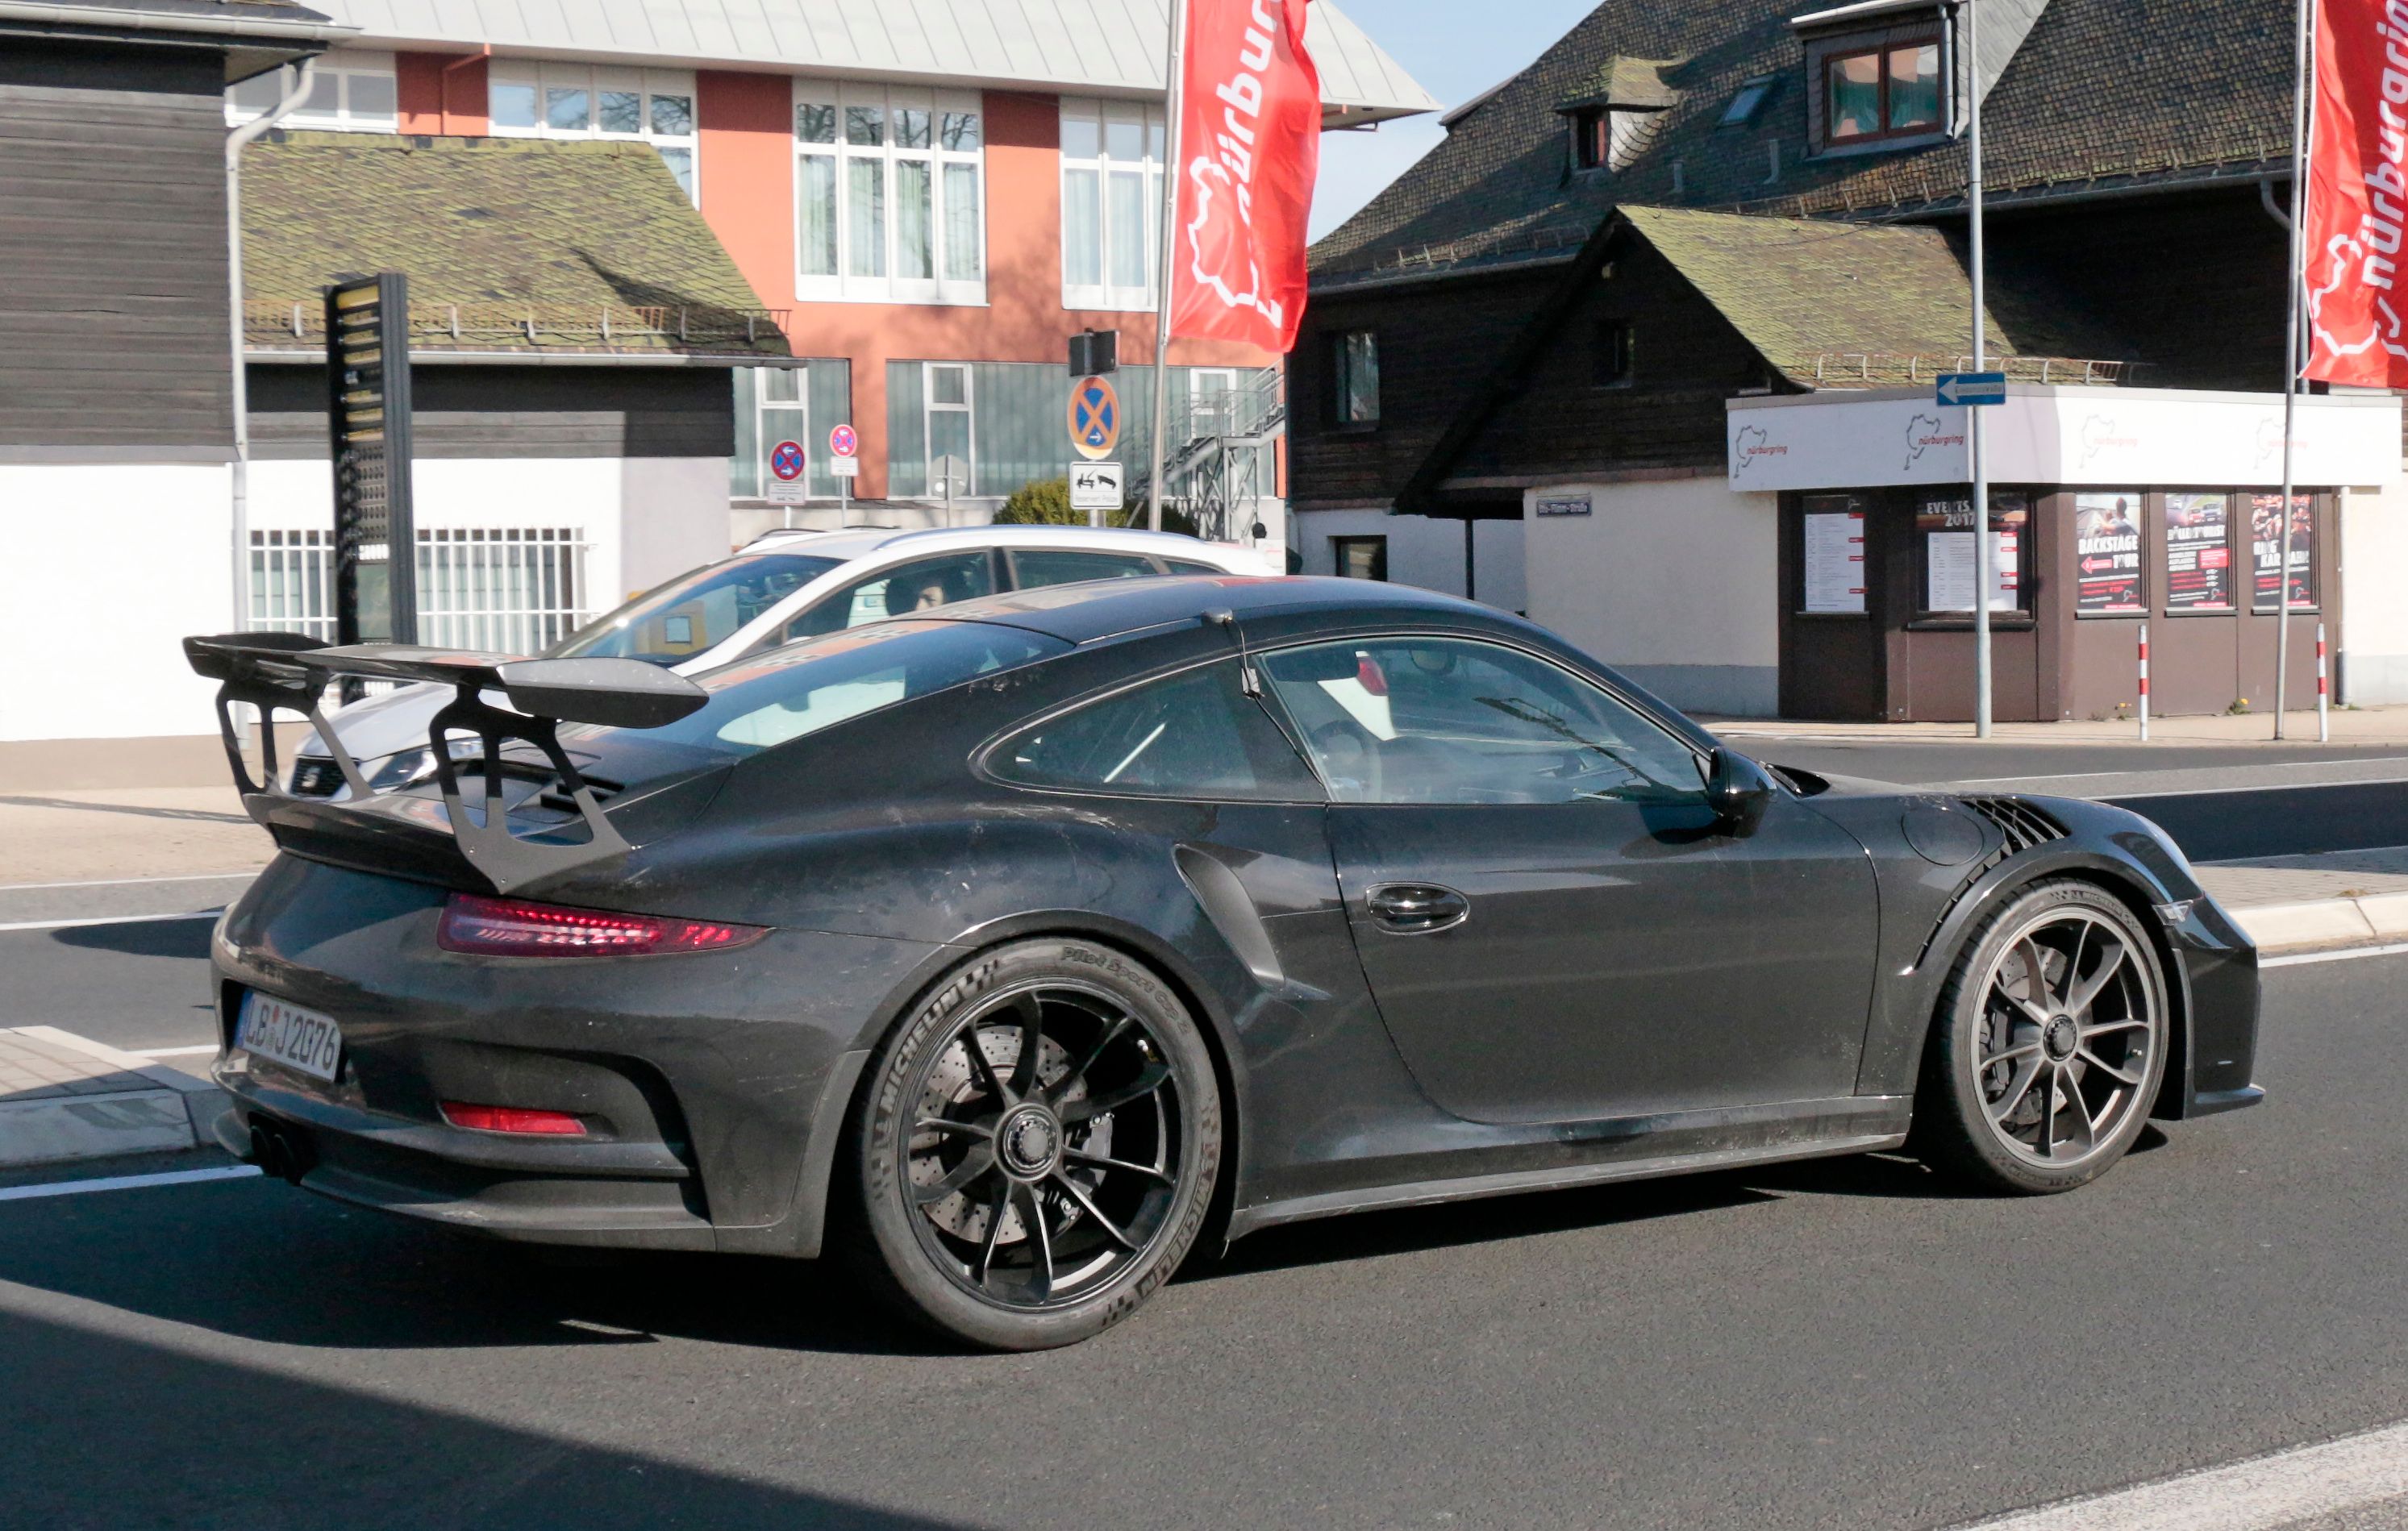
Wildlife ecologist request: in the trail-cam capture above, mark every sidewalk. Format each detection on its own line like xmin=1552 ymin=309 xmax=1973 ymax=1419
xmin=0 ymin=1027 xmax=231 ymax=1167
xmin=1 ymin=786 xmax=270 ymax=887
xmin=2197 ymin=847 xmax=2408 ymax=954
xmin=1706 ymin=705 xmax=2408 ymax=747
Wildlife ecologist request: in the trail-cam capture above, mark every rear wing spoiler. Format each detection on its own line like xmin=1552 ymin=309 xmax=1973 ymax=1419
xmin=183 ymin=634 xmax=709 ymax=892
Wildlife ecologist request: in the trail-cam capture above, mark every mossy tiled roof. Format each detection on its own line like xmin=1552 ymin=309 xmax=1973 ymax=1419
xmin=242 ymin=131 xmax=788 ymax=356
xmin=1314 ymin=0 xmax=2292 ymax=286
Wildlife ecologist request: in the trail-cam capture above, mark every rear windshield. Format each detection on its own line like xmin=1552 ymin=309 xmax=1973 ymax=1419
xmin=568 ymin=619 xmax=1069 ymax=759
xmin=547 ymin=552 xmax=844 ymax=664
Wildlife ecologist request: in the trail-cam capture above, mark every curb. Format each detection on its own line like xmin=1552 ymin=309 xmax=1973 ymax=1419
xmin=0 ymin=1028 xmax=230 ymax=1170
xmin=2229 ymin=892 xmax=2408 ymax=955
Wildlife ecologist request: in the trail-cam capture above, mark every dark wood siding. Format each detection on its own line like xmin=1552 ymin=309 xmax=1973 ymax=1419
xmin=248 ymin=363 xmax=737 ymax=459
xmin=1289 ymin=269 xmax=1558 ymax=508
xmin=0 ymin=42 xmax=234 ymax=452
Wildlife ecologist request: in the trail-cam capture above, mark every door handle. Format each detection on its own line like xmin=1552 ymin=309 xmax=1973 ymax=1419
xmin=1366 ymin=883 xmax=1469 ymax=934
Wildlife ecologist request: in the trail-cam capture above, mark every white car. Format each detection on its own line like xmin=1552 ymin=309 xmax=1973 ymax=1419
xmin=287 ymin=524 xmax=1277 ymax=795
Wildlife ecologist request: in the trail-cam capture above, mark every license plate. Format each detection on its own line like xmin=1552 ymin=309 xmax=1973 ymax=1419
xmin=235 ymin=991 xmax=344 ymax=1083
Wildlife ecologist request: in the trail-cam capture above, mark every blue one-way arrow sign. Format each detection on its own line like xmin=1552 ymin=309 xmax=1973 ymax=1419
xmin=1937 ymin=371 xmax=2007 ymax=406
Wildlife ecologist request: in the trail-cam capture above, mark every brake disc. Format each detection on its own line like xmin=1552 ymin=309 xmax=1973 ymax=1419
xmin=911 ymin=1020 xmax=1110 ymax=1246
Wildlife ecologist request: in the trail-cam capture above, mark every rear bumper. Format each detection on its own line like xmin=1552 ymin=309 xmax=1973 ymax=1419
xmin=215 ymin=856 xmax=941 ymax=1255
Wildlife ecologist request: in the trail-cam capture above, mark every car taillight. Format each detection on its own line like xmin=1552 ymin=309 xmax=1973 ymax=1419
xmin=436 ymin=893 xmax=767 ymax=957
xmin=440 ymin=1100 xmax=588 ymax=1135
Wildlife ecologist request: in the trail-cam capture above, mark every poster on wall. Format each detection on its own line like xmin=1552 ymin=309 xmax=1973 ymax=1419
xmin=1918 ymin=492 xmax=2027 ymax=613
xmin=1802 ymin=494 xmax=1868 ymax=614
xmin=2164 ymin=493 xmax=2234 ymax=612
xmin=2073 ymin=493 xmax=2145 ymax=614
xmin=2250 ymin=493 xmax=2315 ymax=609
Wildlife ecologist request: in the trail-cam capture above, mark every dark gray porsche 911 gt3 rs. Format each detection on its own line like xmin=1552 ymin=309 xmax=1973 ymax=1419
xmin=188 ymin=576 xmax=2260 ymax=1350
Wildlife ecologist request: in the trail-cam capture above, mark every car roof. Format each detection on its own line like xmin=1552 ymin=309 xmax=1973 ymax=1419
xmin=739 ymin=524 xmax=1254 ymax=564
xmin=931 ymin=574 xmax=1485 ymax=646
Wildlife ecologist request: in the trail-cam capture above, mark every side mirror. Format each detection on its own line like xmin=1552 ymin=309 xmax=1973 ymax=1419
xmin=1706 ymin=747 xmax=1777 ymax=837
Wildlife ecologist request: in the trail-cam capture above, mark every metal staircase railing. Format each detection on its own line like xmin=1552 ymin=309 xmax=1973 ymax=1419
xmin=1126 ymin=366 xmax=1285 ymax=540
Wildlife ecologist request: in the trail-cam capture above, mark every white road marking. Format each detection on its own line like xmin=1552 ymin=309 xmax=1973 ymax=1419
xmin=1933 ymin=755 xmax=2408 ymax=790
xmin=127 ymin=1045 xmax=219 ymax=1059
xmin=0 ymin=910 xmax=221 ymax=934
xmin=0 ymin=872 xmax=260 ymax=892
xmin=0 ymin=1165 xmax=261 ymax=1203
xmin=1956 ymin=1418 xmax=2408 ymax=1530
xmin=2263 ymin=941 xmax=2408 ymax=968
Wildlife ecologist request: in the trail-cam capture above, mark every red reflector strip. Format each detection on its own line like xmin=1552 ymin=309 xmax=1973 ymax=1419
xmin=436 ymin=893 xmax=766 ymax=958
xmin=440 ymin=1100 xmax=588 ymax=1135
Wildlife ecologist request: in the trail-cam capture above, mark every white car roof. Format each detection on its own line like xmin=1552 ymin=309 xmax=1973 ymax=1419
xmin=740 ymin=524 xmax=1251 ymax=564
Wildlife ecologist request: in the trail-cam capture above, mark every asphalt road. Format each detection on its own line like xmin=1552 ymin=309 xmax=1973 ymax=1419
xmin=0 ymin=949 xmax=2400 ymax=1530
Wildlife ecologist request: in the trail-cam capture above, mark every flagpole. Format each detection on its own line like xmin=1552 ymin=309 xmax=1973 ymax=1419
xmin=1148 ymin=0 xmax=1191 ymax=534
xmin=1967 ymin=0 xmax=1992 ymax=739
xmin=2275 ymin=0 xmax=2315 ymax=739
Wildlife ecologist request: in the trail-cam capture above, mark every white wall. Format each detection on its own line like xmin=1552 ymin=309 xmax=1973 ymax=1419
xmin=1521 ymin=476 xmax=1780 ymax=718
xmin=619 ymin=456 xmax=736 ymax=597
xmin=2343 ymin=476 xmax=2408 ymax=705
xmin=0 ymin=464 xmax=235 ymax=742
xmin=1291 ymin=508 xmax=1529 ymax=613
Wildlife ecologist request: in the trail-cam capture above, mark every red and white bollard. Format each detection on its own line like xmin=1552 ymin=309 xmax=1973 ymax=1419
xmin=2318 ymin=622 xmax=2330 ymax=743
xmin=2137 ymin=622 xmax=2150 ymax=742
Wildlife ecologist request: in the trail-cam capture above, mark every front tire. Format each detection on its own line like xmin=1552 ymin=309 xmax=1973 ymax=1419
xmin=842 ymin=938 xmax=1221 ymax=1350
xmin=1915 ymin=880 xmax=2169 ymax=1195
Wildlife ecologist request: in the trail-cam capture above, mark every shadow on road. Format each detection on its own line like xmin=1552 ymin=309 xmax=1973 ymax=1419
xmin=0 ymin=793 xmax=252 ymax=825
xmin=48 ymin=916 xmax=216 ymax=959
xmin=0 ymin=1308 xmax=980 ymax=1529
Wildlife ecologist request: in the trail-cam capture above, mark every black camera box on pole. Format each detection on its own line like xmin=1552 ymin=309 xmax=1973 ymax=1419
xmin=324 ymin=273 xmax=418 ymax=646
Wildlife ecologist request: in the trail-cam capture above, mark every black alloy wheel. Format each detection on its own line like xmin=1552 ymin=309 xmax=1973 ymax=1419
xmin=1916 ymin=880 xmax=2170 ymax=1194
xmin=845 ymin=938 xmax=1220 ymax=1350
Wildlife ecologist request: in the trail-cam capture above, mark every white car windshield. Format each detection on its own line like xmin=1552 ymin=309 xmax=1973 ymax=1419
xmin=548 ymin=553 xmax=844 ymax=664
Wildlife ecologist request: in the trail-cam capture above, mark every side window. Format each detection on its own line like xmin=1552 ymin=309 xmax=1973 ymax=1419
xmin=782 ymin=552 xmax=994 ymax=642
xmin=992 ymin=661 xmax=1323 ymax=801
xmin=1163 ymin=559 xmax=1227 ymax=576
xmin=1258 ymin=637 xmax=1706 ymax=807
xmin=1009 ymin=549 xmax=1157 ymax=589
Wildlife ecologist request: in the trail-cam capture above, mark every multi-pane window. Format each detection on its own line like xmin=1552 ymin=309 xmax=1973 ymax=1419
xmin=489 ymin=63 xmax=698 ymax=202
xmin=227 ymin=50 xmax=396 ymax=130
xmin=924 ymin=363 xmax=975 ymax=496
xmin=795 ymin=82 xmax=986 ymax=305
xmin=1331 ymin=331 xmax=1380 ymax=426
xmin=1823 ymin=34 xmax=1943 ymax=144
xmin=1060 ymin=98 xmax=1166 ymax=310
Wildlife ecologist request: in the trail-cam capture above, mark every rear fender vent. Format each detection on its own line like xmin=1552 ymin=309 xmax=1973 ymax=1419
xmin=1960 ymin=796 xmax=2068 ymax=857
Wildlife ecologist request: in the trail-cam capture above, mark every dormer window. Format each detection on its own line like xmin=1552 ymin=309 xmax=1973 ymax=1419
xmin=1823 ymin=32 xmax=1941 ymax=142
xmin=1558 ymin=56 xmax=1681 ymax=175
xmin=1572 ymin=108 xmax=1610 ymax=170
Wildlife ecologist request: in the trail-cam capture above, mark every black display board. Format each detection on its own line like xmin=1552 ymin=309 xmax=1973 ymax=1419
xmin=324 ymin=273 xmax=418 ymax=645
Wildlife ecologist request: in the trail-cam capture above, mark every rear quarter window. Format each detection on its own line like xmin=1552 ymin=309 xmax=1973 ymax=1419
xmin=989 ymin=660 xmax=1323 ymax=801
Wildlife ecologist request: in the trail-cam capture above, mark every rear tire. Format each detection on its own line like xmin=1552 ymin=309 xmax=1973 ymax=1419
xmin=840 ymin=938 xmax=1220 ymax=1350
xmin=1914 ymin=880 xmax=2169 ymax=1195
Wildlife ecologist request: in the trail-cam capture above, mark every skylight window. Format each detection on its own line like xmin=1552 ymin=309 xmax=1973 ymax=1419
xmin=1721 ymin=75 xmax=1778 ymax=127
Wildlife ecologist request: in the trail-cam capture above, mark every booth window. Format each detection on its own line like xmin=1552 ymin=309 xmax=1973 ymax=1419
xmin=1914 ymin=491 xmax=2031 ymax=620
xmin=1594 ymin=321 xmax=1635 ymax=387
xmin=1814 ymin=30 xmax=1943 ymax=149
xmin=2249 ymin=493 xmax=2317 ymax=610
xmin=795 ymin=81 xmax=987 ymax=304
xmin=2164 ymin=493 xmax=2236 ymax=613
xmin=1331 ymin=536 xmax=1388 ymax=581
xmin=1331 ymin=331 xmax=1381 ymax=426
xmin=2073 ymin=493 xmax=2147 ymax=616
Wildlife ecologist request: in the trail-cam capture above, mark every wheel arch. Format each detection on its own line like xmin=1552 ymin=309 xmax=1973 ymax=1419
xmin=1904 ymin=853 xmax=2195 ymax=1123
xmin=798 ymin=909 xmax=1252 ymax=1263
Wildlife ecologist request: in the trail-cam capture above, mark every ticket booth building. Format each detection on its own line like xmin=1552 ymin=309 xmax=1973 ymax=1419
xmin=1729 ymin=385 xmax=2403 ymax=722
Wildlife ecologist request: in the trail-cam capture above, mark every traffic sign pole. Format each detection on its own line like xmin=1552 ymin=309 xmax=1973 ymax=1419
xmin=1967 ymin=0 xmax=1992 ymax=740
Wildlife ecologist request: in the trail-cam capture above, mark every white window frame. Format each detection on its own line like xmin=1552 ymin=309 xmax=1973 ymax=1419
xmin=924 ymin=362 xmax=976 ymax=495
xmin=1060 ymin=97 xmax=1165 ymax=312
xmin=756 ymin=367 xmax=812 ymax=499
xmin=227 ymin=48 xmax=397 ymax=131
xmin=793 ymin=80 xmax=988 ymax=307
xmin=487 ymin=60 xmax=700 ymax=204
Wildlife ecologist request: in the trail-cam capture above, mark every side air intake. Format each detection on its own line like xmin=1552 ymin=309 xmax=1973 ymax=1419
xmin=1960 ymin=796 xmax=2067 ymax=856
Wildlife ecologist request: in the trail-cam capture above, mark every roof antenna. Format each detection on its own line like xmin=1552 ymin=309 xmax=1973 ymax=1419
xmin=1206 ymin=608 xmax=1260 ymax=696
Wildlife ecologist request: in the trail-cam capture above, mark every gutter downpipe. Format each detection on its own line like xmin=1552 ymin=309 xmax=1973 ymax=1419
xmin=227 ymin=59 xmax=315 ymax=633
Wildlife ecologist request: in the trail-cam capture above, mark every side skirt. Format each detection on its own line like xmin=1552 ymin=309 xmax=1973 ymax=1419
xmin=1225 ymin=1096 xmax=1911 ymax=1240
